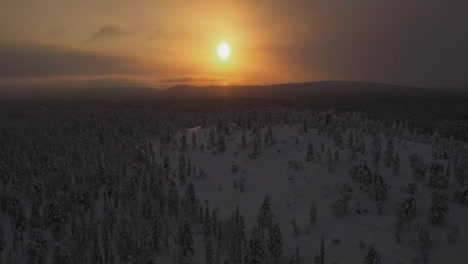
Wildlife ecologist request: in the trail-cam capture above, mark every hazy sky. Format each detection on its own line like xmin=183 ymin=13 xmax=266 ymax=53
xmin=1 ymin=0 xmax=467 ymax=89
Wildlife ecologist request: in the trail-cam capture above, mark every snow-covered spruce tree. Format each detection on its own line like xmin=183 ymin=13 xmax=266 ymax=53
xmin=394 ymin=216 xmax=403 ymax=243
xmin=372 ymin=136 xmax=381 ymax=167
xmin=291 ymin=219 xmax=299 ymax=237
xmin=384 ymin=138 xmax=394 ymax=167
xmin=418 ymin=226 xmax=432 ymax=263
xmin=0 ymin=226 xmax=5 ymax=262
xmin=333 ymin=182 xmax=353 ymax=217
xmin=217 ymin=131 xmax=226 ymax=152
xmin=26 ymin=240 xmax=47 ymax=264
xmin=211 ymin=208 xmax=218 ymax=238
xmin=327 ymin=148 xmax=333 ymax=172
xmin=205 ymin=238 xmax=214 ymax=264
xmin=92 ymin=231 xmax=103 ymax=264
xmin=203 ymin=202 xmax=212 ymax=240
xmin=371 ymin=172 xmax=387 ymax=202
xmin=392 ymin=151 xmax=400 ymax=174
xmin=183 ymin=182 xmax=199 ymax=222
xmin=241 ymin=131 xmax=247 ymax=150
xmin=257 ymin=194 xmax=274 ymax=236
xmin=180 ymin=131 xmax=188 ymax=152
xmin=168 ymin=179 xmax=180 ymax=220
xmin=239 ymin=177 xmax=246 ymax=193
xmin=409 ymin=154 xmax=427 ymax=180
xmin=117 ymin=216 xmax=134 ymax=263
xmin=453 ymin=187 xmax=468 ymax=204
xmin=178 ymin=153 xmax=187 ymax=186
xmin=178 ymin=219 xmax=194 ymax=264
xmin=289 ymin=246 xmax=304 ymax=264
xmin=52 ymin=243 xmax=72 ymax=264
xmin=319 ymin=234 xmax=325 ymax=264
xmin=209 ymin=129 xmax=216 ymax=149
xmin=306 ymin=141 xmax=314 ymax=161
xmin=348 ymin=130 xmax=354 ymax=149
xmin=364 ymin=246 xmax=381 ymax=264
xmin=264 ymin=125 xmax=274 ymax=145
xmin=398 ymin=195 xmax=417 ymax=230
xmin=192 ymin=132 xmax=197 ymax=149
xmin=229 ymin=206 xmax=246 ymax=264
xmin=429 ymin=162 xmax=448 ymax=190
xmin=244 ymin=226 xmax=265 ymax=264
xmin=428 ymin=191 xmax=449 ymax=226
xmin=44 ymin=198 xmax=65 ymax=239
xmin=267 ymin=223 xmax=283 ymax=264
xmin=138 ymin=225 xmax=154 ymax=264
xmin=309 ymin=202 xmax=317 ymax=227
xmin=454 ymin=161 xmax=466 ymax=187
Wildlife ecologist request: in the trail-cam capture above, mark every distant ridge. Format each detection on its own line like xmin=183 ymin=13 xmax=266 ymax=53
xmin=2 ymin=81 xmax=466 ymax=99
xmin=161 ymin=81 xmax=428 ymax=99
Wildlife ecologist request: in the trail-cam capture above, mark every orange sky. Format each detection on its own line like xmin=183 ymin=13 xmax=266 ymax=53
xmin=1 ymin=0 xmax=468 ymax=89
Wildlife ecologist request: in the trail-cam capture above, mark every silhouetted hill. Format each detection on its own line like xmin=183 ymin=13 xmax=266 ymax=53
xmin=76 ymin=86 xmax=160 ymax=98
xmin=162 ymin=81 xmax=443 ymax=99
xmin=2 ymin=81 xmax=466 ymax=99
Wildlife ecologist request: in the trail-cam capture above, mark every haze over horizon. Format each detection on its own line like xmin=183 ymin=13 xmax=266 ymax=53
xmin=1 ymin=0 xmax=468 ymax=90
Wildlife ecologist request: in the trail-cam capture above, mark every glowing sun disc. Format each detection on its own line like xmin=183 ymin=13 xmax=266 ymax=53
xmin=218 ymin=43 xmax=230 ymax=60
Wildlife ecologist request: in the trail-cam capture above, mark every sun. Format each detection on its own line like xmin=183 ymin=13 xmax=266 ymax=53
xmin=217 ymin=42 xmax=230 ymax=60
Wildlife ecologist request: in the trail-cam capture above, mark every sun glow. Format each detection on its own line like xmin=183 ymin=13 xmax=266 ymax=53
xmin=217 ymin=42 xmax=231 ymax=60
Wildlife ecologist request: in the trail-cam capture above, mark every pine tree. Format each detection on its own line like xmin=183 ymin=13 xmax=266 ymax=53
xmin=392 ymin=151 xmax=400 ymax=174
xmin=217 ymin=131 xmax=226 ymax=152
xmin=139 ymin=225 xmax=154 ymax=264
xmin=0 ymin=226 xmax=5 ymax=262
xmin=306 ymin=141 xmax=314 ymax=161
xmin=244 ymin=226 xmax=265 ymax=264
xmin=180 ymin=131 xmax=188 ymax=151
xmin=183 ymin=182 xmax=199 ymax=221
xmin=192 ymin=132 xmax=197 ymax=149
xmin=264 ymin=126 xmax=274 ymax=145
xmin=418 ymin=227 xmax=432 ymax=263
xmin=327 ymin=148 xmax=333 ymax=172
xmin=268 ymin=223 xmax=283 ymax=264
xmin=44 ymin=198 xmax=65 ymax=239
xmin=178 ymin=219 xmax=194 ymax=264
xmin=203 ymin=202 xmax=212 ymax=240
xmin=26 ymin=241 xmax=47 ymax=264
xmin=205 ymin=239 xmax=214 ymax=264
xmin=428 ymin=191 xmax=449 ymax=226
xmin=429 ymin=162 xmax=449 ymax=190
xmin=309 ymin=202 xmax=317 ymax=227
xmin=384 ymin=138 xmax=394 ymax=167
xmin=168 ymin=180 xmax=180 ymax=220
xmin=364 ymin=246 xmax=381 ymax=264
xmin=179 ymin=153 xmax=187 ymax=185
xmin=399 ymin=195 xmax=417 ymax=230
xmin=230 ymin=206 xmax=245 ymax=264
xmin=52 ymin=244 xmax=72 ymax=264
xmin=319 ymin=234 xmax=325 ymax=264
xmin=257 ymin=195 xmax=274 ymax=235
xmin=117 ymin=217 xmax=134 ymax=264
xmin=209 ymin=129 xmax=216 ymax=148
xmin=291 ymin=219 xmax=299 ymax=237
xmin=241 ymin=131 xmax=247 ymax=150
xmin=348 ymin=131 xmax=354 ymax=149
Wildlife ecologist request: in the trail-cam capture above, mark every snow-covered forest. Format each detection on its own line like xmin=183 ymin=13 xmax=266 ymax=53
xmin=0 ymin=107 xmax=467 ymax=263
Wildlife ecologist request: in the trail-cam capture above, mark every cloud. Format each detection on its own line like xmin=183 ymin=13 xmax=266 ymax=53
xmin=47 ymin=27 xmax=67 ymax=37
xmin=0 ymin=43 xmax=149 ymax=78
xmin=87 ymin=25 xmax=136 ymax=43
